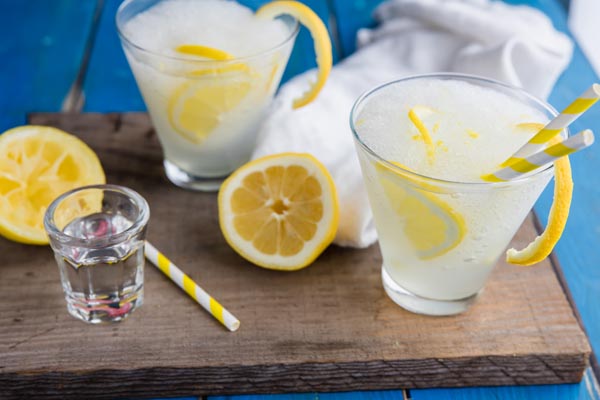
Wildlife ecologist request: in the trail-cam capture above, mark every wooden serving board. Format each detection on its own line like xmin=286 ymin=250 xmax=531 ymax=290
xmin=0 ymin=113 xmax=591 ymax=399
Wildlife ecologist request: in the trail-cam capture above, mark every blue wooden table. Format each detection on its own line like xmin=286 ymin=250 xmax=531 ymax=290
xmin=2 ymin=0 xmax=599 ymax=399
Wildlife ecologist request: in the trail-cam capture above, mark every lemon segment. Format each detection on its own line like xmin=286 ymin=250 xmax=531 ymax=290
xmin=218 ymin=153 xmax=339 ymax=270
xmin=506 ymin=155 xmax=572 ymax=265
xmin=256 ymin=1 xmax=332 ymax=108
xmin=376 ymin=161 xmax=466 ymax=259
xmin=0 ymin=126 xmax=105 ymax=245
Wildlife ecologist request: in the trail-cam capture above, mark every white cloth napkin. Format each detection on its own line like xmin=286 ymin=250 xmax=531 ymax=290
xmin=252 ymin=0 xmax=573 ymax=248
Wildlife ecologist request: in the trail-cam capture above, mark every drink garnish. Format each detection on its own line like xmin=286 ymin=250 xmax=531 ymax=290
xmin=467 ymin=129 xmax=479 ymax=139
xmin=167 ymin=72 xmax=253 ymax=144
xmin=408 ymin=106 xmax=435 ymax=164
xmin=175 ymin=44 xmax=234 ymax=60
xmin=256 ymin=1 xmax=332 ymax=108
xmin=506 ymin=153 xmax=572 ymax=265
xmin=495 ymin=130 xmax=594 ymax=265
xmin=376 ymin=161 xmax=466 ymax=259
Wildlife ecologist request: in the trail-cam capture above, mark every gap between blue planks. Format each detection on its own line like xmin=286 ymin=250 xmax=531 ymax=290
xmin=82 ymin=0 xmax=339 ymax=112
xmin=0 ymin=0 xmax=97 ymax=130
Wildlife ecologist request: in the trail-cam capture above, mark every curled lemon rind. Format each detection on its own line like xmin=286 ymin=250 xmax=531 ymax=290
xmin=256 ymin=1 xmax=332 ymax=109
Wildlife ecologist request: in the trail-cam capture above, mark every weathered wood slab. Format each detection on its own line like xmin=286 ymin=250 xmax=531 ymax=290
xmin=0 ymin=113 xmax=590 ymax=399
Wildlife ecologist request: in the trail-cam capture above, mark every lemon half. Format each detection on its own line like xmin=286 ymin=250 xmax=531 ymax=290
xmin=0 ymin=126 xmax=105 ymax=244
xmin=218 ymin=153 xmax=339 ymax=270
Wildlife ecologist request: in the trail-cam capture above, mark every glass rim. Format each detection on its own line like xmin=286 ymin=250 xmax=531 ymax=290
xmin=116 ymin=0 xmax=301 ymax=64
xmin=44 ymin=184 xmax=150 ymax=247
xmin=349 ymin=73 xmax=563 ymax=190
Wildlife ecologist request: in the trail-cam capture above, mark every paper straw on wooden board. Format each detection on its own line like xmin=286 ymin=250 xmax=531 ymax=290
xmin=144 ymin=242 xmax=240 ymax=332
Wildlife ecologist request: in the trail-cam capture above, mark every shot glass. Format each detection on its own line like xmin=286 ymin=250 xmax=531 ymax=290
xmin=350 ymin=74 xmax=561 ymax=316
xmin=116 ymin=0 xmax=299 ymax=191
xmin=44 ymin=185 xmax=150 ymax=324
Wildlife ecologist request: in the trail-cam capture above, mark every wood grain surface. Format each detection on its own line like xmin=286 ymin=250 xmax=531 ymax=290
xmin=0 ymin=113 xmax=590 ymax=399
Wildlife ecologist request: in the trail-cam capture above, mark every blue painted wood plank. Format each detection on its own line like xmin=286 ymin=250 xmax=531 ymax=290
xmin=210 ymin=389 xmax=405 ymax=400
xmin=82 ymin=0 xmax=145 ymax=112
xmin=329 ymin=0 xmax=384 ymax=57
xmin=0 ymin=0 xmax=97 ymax=130
xmin=82 ymin=0 xmax=339 ymax=112
xmin=411 ymin=381 xmax=591 ymax=400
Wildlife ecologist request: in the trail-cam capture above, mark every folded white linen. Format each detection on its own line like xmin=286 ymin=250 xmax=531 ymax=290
xmin=251 ymin=0 xmax=573 ymax=248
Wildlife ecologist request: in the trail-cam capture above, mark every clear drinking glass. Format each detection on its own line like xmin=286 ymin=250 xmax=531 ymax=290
xmin=350 ymin=74 xmax=563 ymax=316
xmin=116 ymin=0 xmax=299 ymax=191
xmin=44 ymin=185 xmax=150 ymax=323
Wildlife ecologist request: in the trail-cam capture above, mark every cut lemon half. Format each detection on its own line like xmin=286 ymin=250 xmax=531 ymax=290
xmin=506 ymin=155 xmax=572 ymax=266
xmin=377 ymin=162 xmax=466 ymax=259
xmin=219 ymin=153 xmax=339 ymax=270
xmin=256 ymin=1 xmax=332 ymax=109
xmin=0 ymin=126 xmax=105 ymax=244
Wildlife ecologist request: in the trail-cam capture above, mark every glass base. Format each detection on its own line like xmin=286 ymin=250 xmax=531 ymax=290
xmin=66 ymin=290 xmax=143 ymax=324
xmin=382 ymin=267 xmax=479 ymax=316
xmin=164 ymin=160 xmax=228 ymax=192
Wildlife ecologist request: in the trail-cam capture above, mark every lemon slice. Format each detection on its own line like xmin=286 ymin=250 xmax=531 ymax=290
xmin=219 ymin=153 xmax=339 ymax=270
xmin=377 ymin=162 xmax=466 ymax=259
xmin=256 ymin=1 xmax=332 ymax=109
xmin=167 ymin=75 xmax=252 ymax=144
xmin=0 ymin=126 xmax=105 ymax=244
xmin=168 ymin=44 xmax=254 ymax=144
xmin=506 ymin=155 xmax=572 ymax=265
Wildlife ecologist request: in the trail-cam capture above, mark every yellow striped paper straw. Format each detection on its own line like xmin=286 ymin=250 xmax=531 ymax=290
xmin=144 ymin=242 xmax=240 ymax=332
xmin=482 ymin=129 xmax=594 ymax=182
xmin=502 ymin=83 xmax=600 ymax=166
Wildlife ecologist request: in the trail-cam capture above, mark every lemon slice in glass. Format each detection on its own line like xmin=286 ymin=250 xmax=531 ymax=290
xmin=377 ymin=162 xmax=466 ymax=260
xmin=167 ymin=77 xmax=252 ymax=144
xmin=0 ymin=126 xmax=105 ymax=244
xmin=167 ymin=45 xmax=254 ymax=144
xmin=218 ymin=153 xmax=339 ymax=270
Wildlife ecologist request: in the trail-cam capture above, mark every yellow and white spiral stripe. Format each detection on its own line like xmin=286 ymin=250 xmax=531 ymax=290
xmin=502 ymin=84 xmax=599 ymax=166
xmin=482 ymin=129 xmax=594 ymax=182
xmin=144 ymin=242 xmax=240 ymax=332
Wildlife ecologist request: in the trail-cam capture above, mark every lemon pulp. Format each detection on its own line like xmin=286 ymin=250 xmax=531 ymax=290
xmin=0 ymin=126 xmax=105 ymax=244
xmin=219 ymin=153 xmax=339 ymax=270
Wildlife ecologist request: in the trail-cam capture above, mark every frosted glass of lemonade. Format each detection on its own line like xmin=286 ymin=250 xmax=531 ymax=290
xmin=351 ymin=74 xmax=564 ymax=316
xmin=117 ymin=0 xmax=298 ymax=190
